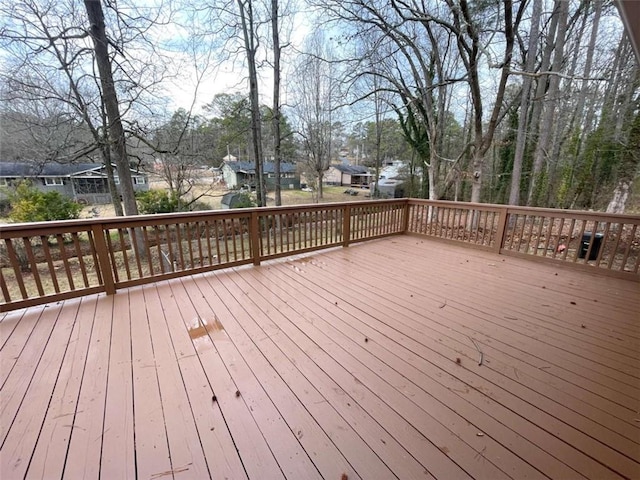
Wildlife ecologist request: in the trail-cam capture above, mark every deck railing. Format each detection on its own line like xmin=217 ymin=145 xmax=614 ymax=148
xmin=0 ymin=199 xmax=406 ymax=311
xmin=406 ymin=200 xmax=640 ymax=279
xmin=1 ymin=199 xmax=638 ymax=312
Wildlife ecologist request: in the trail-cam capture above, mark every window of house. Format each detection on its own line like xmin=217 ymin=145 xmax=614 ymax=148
xmin=44 ymin=177 xmax=64 ymax=186
xmin=133 ymin=176 xmax=146 ymax=185
xmin=113 ymin=177 xmax=120 ymax=185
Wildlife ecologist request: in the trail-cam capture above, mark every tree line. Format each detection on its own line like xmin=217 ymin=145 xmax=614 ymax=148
xmin=1 ymin=0 xmax=638 ymax=215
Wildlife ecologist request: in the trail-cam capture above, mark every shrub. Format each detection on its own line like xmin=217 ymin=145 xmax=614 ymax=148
xmin=188 ymin=200 xmax=211 ymax=212
xmin=231 ymin=191 xmax=257 ymax=209
xmin=0 ymin=198 xmax=11 ymax=216
xmin=8 ymin=182 xmax=82 ymax=223
xmin=136 ymin=189 xmax=180 ymax=214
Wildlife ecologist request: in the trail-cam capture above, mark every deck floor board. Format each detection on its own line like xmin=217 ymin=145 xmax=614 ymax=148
xmin=1 ymin=303 xmax=64 ymax=446
xmin=185 ymin=274 xmax=356 ymax=479
xmin=234 ymin=266 xmax=538 ymax=480
xmin=62 ymin=294 xmax=113 ymax=479
xmin=26 ymin=297 xmax=97 ymax=479
xmin=100 ymin=290 xmax=135 ymax=479
xmin=286 ymin=243 xmax=637 ymax=478
xmin=193 ymin=273 xmax=397 ymax=480
xmin=166 ymin=275 xmax=285 ymax=480
xmin=1 ymin=236 xmax=638 ymax=480
xmin=153 ymin=282 xmax=248 ymax=480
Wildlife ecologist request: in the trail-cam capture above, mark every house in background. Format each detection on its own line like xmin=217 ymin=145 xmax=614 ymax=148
xmin=324 ymin=164 xmax=372 ymax=188
xmin=222 ymin=161 xmax=300 ymax=190
xmin=0 ymin=162 xmax=148 ymax=205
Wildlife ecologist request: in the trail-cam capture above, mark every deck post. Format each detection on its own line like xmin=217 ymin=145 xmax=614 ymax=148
xmin=494 ymin=207 xmax=509 ymax=254
xmin=342 ymin=204 xmax=351 ymax=247
xmin=91 ymin=223 xmax=116 ymax=295
xmin=250 ymin=210 xmax=261 ymax=265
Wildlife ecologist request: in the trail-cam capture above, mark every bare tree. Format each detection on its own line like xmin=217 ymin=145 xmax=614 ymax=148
xmin=527 ymin=0 xmax=569 ymax=206
xmin=1 ymin=0 xmax=125 ymax=214
xmin=271 ymin=0 xmax=283 ymax=205
xmin=318 ymin=0 xmax=521 ymax=203
xmin=291 ymin=31 xmax=338 ymax=200
xmin=2 ymin=0 xmax=185 ymax=216
xmin=234 ymin=0 xmax=266 ymax=206
xmin=446 ymin=0 xmax=519 ymax=203
xmin=508 ymin=0 xmax=542 ymax=205
xmin=150 ymin=109 xmax=218 ymax=206
xmin=332 ymin=4 xmax=455 ymax=200
xmin=83 ymin=0 xmax=138 ymax=215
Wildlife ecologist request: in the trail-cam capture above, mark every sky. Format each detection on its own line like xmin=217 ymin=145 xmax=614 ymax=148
xmin=163 ymin=5 xmax=313 ymax=116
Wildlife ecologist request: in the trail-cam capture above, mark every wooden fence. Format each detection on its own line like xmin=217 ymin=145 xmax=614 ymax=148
xmin=1 ymin=199 xmax=638 ymax=312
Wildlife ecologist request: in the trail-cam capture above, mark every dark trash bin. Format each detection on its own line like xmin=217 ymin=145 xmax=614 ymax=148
xmin=578 ymin=232 xmax=604 ymax=260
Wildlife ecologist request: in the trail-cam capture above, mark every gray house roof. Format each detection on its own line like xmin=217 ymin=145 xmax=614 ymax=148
xmin=332 ymin=164 xmax=370 ymax=175
xmin=0 ymin=162 xmax=146 ymax=178
xmin=0 ymin=162 xmax=101 ymax=177
xmin=223 ymin=161 xmax=297 ymax=174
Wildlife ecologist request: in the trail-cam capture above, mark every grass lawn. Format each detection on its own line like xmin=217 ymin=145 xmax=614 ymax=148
xmin=78 ymin=182 xmax=371 ymax=219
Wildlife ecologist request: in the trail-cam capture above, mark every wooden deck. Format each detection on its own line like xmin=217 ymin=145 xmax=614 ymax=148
xmin=1 ymin=236 xmax=639 ymax=480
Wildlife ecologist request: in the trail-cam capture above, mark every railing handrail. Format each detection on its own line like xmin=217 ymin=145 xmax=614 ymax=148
xmin=0 ymin=198 xmax=407 ymax=235
xmin=3 ymin=198 xmax=639 ymax=236
xmin=407 ymin=198 xmax=640 ymax=222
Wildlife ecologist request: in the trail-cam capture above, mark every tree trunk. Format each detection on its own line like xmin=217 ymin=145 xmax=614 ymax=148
xmin=101 ymin=146 xmax=124 ymax=216
xmin=427 ymin=157 xmax=437 ymax=201
xmin=272 ymin=0 xmax=282 ymax=206
xmin=470 ymin=151 xmax=483 ymax=203
xmin=525 ymin=1 xmax=559 ymax=181
xmin=317 ymin=170 xmax=324 ymax=199
xmin=508 ymin=0 xmax=541 ymax=205
xmin=573 ymin=1 xmax=601 ymax=133
xmin=527 ymin=0 xmax=568 ymax=206
xmin=373 ymin=87 xmax=383 ymax=197
xmin=238 ymin=0 xmax=266 ymax=207
xmin=607 ymin=109 xmax=640 ymax=214
xmin=454 ymin=0 xmax=515 ymax=204
xmin=83 ymin=0 xmax=138 ymax=216
xmin=606 ymin=181 xmax=631 ymax=214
